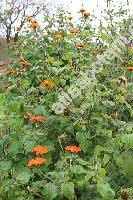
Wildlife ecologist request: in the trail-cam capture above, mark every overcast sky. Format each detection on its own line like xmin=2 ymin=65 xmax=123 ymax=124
xmin=34 ymin=0 xmax=132 ymax=29
xmin=0 ymin=0 xmax=132 ymax=36
xmin=59 ymin=0 xmax=133 ymax=21
xmin=35 ymin=0 xmax=133 ymax=27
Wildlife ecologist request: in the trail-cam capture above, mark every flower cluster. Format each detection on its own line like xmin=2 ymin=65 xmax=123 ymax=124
xmin=28 ymin=157 xmax=46 ymax=167
xmin=3 ymin=83 xmax=10 ymax=90
xmin=69 ymin=30 xmax=80 ymax=34
xmin=29 ymin=21 xmax=40 ymax=29
xmin=40 ymin=81 xmax=54 ymax=88
xmin=84 ymin=12 xmax=91 ymax=17
xmin=54 ymin=34 xmax=62 ymax=39
xmin=29 ymin=115 xmax=46 ymax=123
xmin=19 ymin=61 xmax=29 ymax=67
xmin=126 ymin=66 xmax=133 ymax=71
xmin=5 ymin=69 xmax=16 ymax=75
xmin=32 ymin=146 xmax=48 ymax=155
xmin=79 ymin=8 xmax=86 ymax=13
xmin=75 ymin=43 xmax=87 ymax=47
xmin=65 ymin=145 xmax=81 ymax=153
xmin=79 ymin=8 xmax=91 ymax=17
xmin=28 ymin=146 xmax=48 ymax=168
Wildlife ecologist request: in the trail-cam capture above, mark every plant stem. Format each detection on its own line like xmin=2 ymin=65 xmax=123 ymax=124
xmin=27 ymin=186 xmax=45 ymax=200
xmin=37 ymin=168 xmax=53 ymax=182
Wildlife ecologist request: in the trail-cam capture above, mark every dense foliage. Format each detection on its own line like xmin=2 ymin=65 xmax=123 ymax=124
xmin=0 ymin=4 xmax=133 ymax=200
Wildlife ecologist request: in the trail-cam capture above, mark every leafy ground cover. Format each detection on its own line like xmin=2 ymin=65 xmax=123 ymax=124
xmin=0 ymin=5 xmax=133 ymax=200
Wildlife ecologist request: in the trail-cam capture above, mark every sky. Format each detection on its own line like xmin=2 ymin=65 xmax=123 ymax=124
xmin=0 ymin=0 xmax=132 ymax=36
xmin=59 ymin=0 xmax=133 ymax=22
xmin=34 ymin=0 xmax=132 ymax=28
xmin=34 ymin=0 xmax=132 ymax=30
xmin=59 ymin=0 xmax=133 ymax=13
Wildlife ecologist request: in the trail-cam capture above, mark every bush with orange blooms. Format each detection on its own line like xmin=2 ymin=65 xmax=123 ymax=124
xmin=0 ymin=3 xmax=133 ymax=200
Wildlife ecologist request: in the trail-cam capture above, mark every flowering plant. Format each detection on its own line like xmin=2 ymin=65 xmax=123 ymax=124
xmin=0 ymin=2 xmax=133 ymax=200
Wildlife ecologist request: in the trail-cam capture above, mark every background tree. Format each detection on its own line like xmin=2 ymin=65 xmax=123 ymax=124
xmin=0 ymin=0 xmax=49 ymax=42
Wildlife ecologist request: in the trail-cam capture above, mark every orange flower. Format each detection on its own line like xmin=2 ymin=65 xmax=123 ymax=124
xmin=75 ymin=43 xmax=87 ymax=47
xmin=67 ymin=16 xmax=73 ymax=21
xmin=69 ymin=30 xmax=80 ymax=34
xmin=3 ymin=83 xmax=10 ymax=90
xmin=79 ymin=8 xmax=86 ymax=13
xmin=84 ymin=12 xmax=91 ymax=17
xmin=54 ymin=34 xmax=62 ymax=39
xmin=28 ymin=157 xmax=47 ymax=167
xmin=32 ymin=146 xmax=48 ymax=155
xmin=19 ymin=61 xmax=29 ymax=67
xmin=119 ymin=76 xmax=127 ymax=85
xmin=0 ymin=66 xmax=4 ymax=70
xmin=29 ymin=116 xmax=46 ymax=123
xmin=65 ymin=145 xmax=81 ymax=153
xmin=29 ymin=21 xmax=40 ymax=29
xmin=126 ymin=66 xmax=133 ymax=71
xmin=5 ymin=69 xmax=15 ymax=75
xmin=40 ymin=81 xmax=54 ymax=88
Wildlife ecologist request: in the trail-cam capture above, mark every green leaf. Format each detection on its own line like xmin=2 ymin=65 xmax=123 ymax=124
xmin=103 ymin=154 xmax=110 ymax=164
xmin=101 ymin=33 xmax=108 ymax=41
xmin=33 ymin=106 xmax=46 ymax=115
xmin=27 ymin=87 xmax=36 ymax=94
xmin=53 ymin=61 xmax=63 ymax=67
xmin=48 ymin=57 xmax=55 ymax=63
xmin=72 ymin=165 xmax=87 ymax=174
xmin=31 ymin=180 xmax=47 ymax=192
xmin=8 ymin=141 xmax=22 ymax=155
xmin=94 ymin=145 xmax=113 ymax=156
xmin=76 ymin=158 xmax=90 ymax=166
xmin=43 ymin=182 xmax=57 ymax=200
xmin=16 ymin=168 xmax=31 ymax=184
xmin=47 ymin=76 xmax=60 ymax=84
xmin=22 ymin=79 xmax=31 ymax=89
xmin=121 ymin=134 xmax=133 ymax=148
xmin=76 ymin=132 xmax=91 ymax=153
xmin=0 ymin=160 xmax=12 ymax=174
xmin=7 ymin=118 xmax=24 ymax=130
xmin=97 ymin=181 xmax=115 ymax=200
xmin=61 ymin=182 xmax=75 ymax=200
xmin=103 ymin=154 xmax=110 ymax=165
xmin=85 ymin=171 xmax=95 ymax=181
xmin=98 ymin=167 xmax=106 ymax=178
xmin=66 ymin=34 xmax=74 ymax=41
xmin=94 ymin=145 xmax=104 ymax=156
xmin=62 ymin=53 xmax=74 ymax=61
xmin=23 ymin=140 xmax=36 ymax=153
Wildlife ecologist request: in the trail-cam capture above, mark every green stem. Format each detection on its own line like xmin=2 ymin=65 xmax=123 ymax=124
xmin=27 ymin=186 xmax=45 ymax=200
xmin=58 ymin=138 xmax=64 ymax=152
xmin=37 ymin=168 xmax=53 ymax=182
